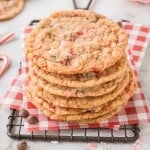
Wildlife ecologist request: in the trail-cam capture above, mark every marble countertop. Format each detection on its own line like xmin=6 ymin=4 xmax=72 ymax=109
xmin=0 ymin=0 xmax=150 ymax=149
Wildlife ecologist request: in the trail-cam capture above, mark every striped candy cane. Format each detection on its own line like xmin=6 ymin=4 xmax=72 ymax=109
xmin=0 ymin=54 xmax=10 ymax=77
xmin=130 ymin=0 xmax=150 ymax=4
xmin=0 ymin=32 xmax=15 ymax=45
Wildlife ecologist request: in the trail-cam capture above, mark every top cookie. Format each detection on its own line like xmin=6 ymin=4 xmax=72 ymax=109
xmin=0 ymin=0 xmax=24 ymax=21
xmin=26 ymin=10 xmax=128 ymax=74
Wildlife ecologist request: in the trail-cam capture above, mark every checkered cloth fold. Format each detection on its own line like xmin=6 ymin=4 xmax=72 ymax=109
xmin=2 ymin=22 xmax=150 ymax=131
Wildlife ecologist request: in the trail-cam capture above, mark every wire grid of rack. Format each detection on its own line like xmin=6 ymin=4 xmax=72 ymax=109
xmin=7 ymin=109 xmax=140 ymax=142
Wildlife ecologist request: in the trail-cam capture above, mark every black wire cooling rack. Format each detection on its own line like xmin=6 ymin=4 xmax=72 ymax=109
xmin=7 ymin=109 xmax=140 ymax=142
xmin=7 ymin=16 xmax=140 ymax=143
xmin=73 ymin=0 xmax=93 ymax=10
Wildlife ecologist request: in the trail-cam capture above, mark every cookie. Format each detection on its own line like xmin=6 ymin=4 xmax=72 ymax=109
xmin=26 ymin=91 xmax=87 ymax=115
xmin=28 ymin=74 xmax=137 ymax=122
xmin=25 ymin=10 xmax=128 ymax=74
xmin=30 ymin=95 xmax=127 ymax=121
xmin=27 ymin=88 xmax=128 ymax=115
xmin=25 ymin=69 xmax=131 ymax=109
xmin=28 ymin=90 xmax=125 ymax=117
xmin=30 ymin=56 xmax=128 ymax=88
xmin=27 ymin=70 xmax=124 ymax=97
xmin=27 ymin=93 xmax=103 ymax=115
xmin=28 ymin=93 xmax=92 ymax=115
xmin=0 ymin=0 xmax=24 ymax=21
xmin=39 ymin=106 xmax=124 ymax=124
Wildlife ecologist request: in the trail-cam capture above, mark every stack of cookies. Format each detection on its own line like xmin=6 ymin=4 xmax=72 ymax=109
xmin=25 ymin=10 xmax=137 ymax=123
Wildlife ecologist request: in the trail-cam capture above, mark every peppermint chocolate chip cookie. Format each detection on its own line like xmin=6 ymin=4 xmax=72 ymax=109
xmin=0 ymin=0 xmax=24 ymax=20
xmin=26 ymin=10 xmax=128 ymax=74
xmin=30 ymin=56 xmax=128 ymax=88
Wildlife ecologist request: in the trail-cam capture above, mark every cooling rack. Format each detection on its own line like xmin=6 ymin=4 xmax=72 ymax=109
xmin=7 ymin=109 xmax=140 ymax=142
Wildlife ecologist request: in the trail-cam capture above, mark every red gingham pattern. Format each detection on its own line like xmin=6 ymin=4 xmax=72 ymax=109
xmin=2 ymin=22 xmax=150 ymax=131
xmin=123 ymin=23 xmax=150 ymax=69
xmin=2 ymin=69 xmax=23 ymax=109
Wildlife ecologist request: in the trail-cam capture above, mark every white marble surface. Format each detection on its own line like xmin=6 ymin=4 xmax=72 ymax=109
xmin=0 ymin=0 xmax=150 ymax=149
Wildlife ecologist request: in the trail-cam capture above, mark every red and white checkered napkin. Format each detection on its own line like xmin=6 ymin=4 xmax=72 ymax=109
xmin=2 ymin=22 xmax=150 ymax=132
xmin=122 ymin=22 xmax=150 ymax=69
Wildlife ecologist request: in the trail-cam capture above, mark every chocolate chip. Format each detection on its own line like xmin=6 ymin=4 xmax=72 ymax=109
xmin=17 ymin=140 xmax=27 ymax=150
xmin=19 ymin=109 xmax=29 ymax=118
xmin=117 ymin=21 xmax=122 ymax=28
xmin=76 ymin=89 xmax=85 ymax=97
xmin=26 ymin=115 xmax=39 ymax=124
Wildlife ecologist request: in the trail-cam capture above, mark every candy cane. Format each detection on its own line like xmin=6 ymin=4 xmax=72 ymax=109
xmin=130 ymin=0 xmax=150 ymax=4
xmin=132 ymin=138 xmax=142 ymax=150
xmin=0 ymin=32 xmax=15 ymax=45
xmin=0 ymin=54 xmax=10 ymax=77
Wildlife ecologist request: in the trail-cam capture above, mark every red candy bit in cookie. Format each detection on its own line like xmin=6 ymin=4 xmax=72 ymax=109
xmin=76 ymin=31 xmax=83 ymax=36
xmin=32 ymin=54 xmax=39 ymax=59
xmin=0 ymin=4 xmax=5 ymax=12
xmin=17 ymin=140 xmax=27 ymax=150
xmin=59 ymin=57 xmax=71 ymax=65
xmin=91 ymin=67 xmax=102 ymax=72
xmin=64 ymin=91 xmax=74 ymax=97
